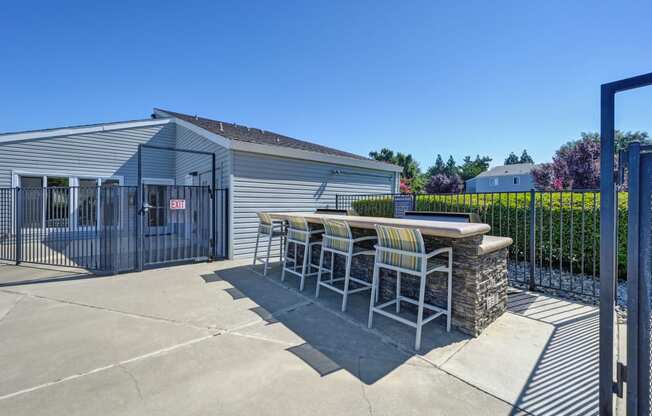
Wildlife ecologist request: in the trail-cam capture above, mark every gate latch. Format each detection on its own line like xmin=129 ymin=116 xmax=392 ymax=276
xmin=614 ymin=362 xmax=626 ymax=398
xmin=139 ymin=202 xmax=153 ymax=214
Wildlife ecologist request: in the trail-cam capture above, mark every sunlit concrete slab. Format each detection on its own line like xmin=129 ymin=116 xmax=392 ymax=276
xmin=0 ymin=295 xmax=209 ymax=398
xmin=0 ymin=260 xmax=306 ymax=331
xmin=0 ymin=260 xmax=600 ymax=415
xmin=442 ymin=289 xmax=599 ymax=416
xmin=0 ymin=326 xmax=514 ymax=416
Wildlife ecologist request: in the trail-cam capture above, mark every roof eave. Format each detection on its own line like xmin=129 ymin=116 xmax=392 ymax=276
xmin=156 ymin=108 xmax=402 ymax=173
xmin=0 ymin=118 xmax=171 ymax=144
xmin=231 ymin=140 xmax=403 ymax=172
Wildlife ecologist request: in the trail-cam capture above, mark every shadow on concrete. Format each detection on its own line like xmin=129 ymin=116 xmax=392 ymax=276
xmin=208 ymin=262 xmax=469 ymax=385
xmin=508 ymin=290 xmax=599 ymax=416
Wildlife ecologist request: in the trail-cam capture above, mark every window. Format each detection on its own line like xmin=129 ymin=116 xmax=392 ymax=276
xmin=146 ymin=185 xmax=167 ymax=227
xmin=21 ymin=176 xmax=43 ymax=228
xmin=513 ymin=177 xmax=520 ymax=185
xmin=78 ymin=179 xmax=98 ymax=227
xmin=491 ymin=178 xmax=499 ymax=186
xmin=45 ymin=177 xmax=69 ymax=228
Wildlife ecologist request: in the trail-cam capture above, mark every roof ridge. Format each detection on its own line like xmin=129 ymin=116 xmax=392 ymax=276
xmin=155 ymin=108 xmax=392 ymax=164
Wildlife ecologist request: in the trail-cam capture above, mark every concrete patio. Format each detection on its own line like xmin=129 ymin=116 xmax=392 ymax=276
xmin=0 ymin=259 xmax=601 ymax=415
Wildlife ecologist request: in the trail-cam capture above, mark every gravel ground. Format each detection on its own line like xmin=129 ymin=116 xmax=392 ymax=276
xmin=507 ymin=262 xmax=628 ymax=319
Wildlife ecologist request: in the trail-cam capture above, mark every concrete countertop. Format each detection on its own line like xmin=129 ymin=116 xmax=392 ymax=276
xmin=267 ymin=212 xmax=491 ymax=239
xmin=478 ymin=235 xmax=513 ymax=256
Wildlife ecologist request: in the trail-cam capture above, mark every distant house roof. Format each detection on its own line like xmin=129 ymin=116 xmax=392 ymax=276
xmin=154 ymin=108 xmax=388 ymax=164
xmin=469 ymin=163 xmax=535 ymax=180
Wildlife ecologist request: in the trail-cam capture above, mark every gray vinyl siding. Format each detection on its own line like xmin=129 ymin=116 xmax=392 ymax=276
xmin=231 ymin=151 xmax=396 ymax=258
xmin=0 ymin=123 xmax=176 ymax=187
xmin=466 ymin=173 xmax=534 ymax=193
xmin=173 ymin=124 xmax=231 ymax=187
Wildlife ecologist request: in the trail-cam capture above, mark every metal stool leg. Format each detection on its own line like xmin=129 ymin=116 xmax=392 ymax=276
xmin=396 ymin=271 xmax=401 ymax=313
xmin=415 ymin=270 xmax=427 ymax=351
xmin=341 ymin=253 xmax=352 ymax=312
xmin=447 ymin=251 xmax=452 ymax=332
xmin=253 ymin=227 xmax=261 ymax=267
xmin=281 ymin=239 xmax=291 ymax=282
xmin=299 ymin=242 xmax=309 ymax=291
xmin=368 ymin=263 xmax=380 ymax=329
xmin=316 ymin=247 xmax=325 ymax=298
xmin=263 ymin=231 xmax=273 ymax=275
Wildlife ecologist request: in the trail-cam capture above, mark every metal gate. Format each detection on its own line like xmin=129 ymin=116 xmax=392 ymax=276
xmin=624 ymin=141 xmax=652 ymax=414
xmin=141 ymin=185 xmax=212 ymax=267
xmin=0 ymin=185 xmax=228 ymax=273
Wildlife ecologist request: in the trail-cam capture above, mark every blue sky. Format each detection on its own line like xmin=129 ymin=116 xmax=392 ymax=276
xmin=1 ymin=1 xmax=651 ymax=170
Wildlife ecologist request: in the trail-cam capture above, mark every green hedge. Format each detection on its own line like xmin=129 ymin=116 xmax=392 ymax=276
xmin=352 ymin=192 xmax=629 ymax=278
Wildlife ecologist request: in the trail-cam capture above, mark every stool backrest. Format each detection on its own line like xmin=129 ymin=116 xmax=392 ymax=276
xmin=257 ymin=212 xmax=273 ymax=225
xmin=287 ymin=216 xmax=310 ymax=243
xmin=374 ymin=224 xmax=426 ymax=272
xmin=322 ymin=218 xmax=352 ymax=252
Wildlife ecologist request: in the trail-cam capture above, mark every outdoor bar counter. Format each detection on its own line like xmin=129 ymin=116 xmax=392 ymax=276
xmin=268 ymin=212 xmax=513 ymax=337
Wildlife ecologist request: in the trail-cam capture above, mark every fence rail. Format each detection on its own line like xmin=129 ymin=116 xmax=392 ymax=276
xmin=0 ymin=186 xmax=229 ymax=273
xmin=336 ymin=190 xmax=624 ymax=299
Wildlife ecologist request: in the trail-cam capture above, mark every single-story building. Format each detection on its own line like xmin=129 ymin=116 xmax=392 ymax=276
xmin=465 ymin=163 xmax=535 ymax=193
xmin=0 ymin=109 xmax=401 ymax=270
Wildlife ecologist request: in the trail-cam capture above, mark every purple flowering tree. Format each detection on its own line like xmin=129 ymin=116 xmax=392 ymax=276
xmin=532 ymin=136 xmax=600 ymax=190
xmin=425 ymin=173 xmax=464 ymax=194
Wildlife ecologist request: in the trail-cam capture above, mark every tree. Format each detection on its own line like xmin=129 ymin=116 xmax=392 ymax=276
xmin=519 ymin=150 xmax=534 ymax=164
xmin=504 ymin=152 xmax=520 ymax=165
xmin=459 ymin=155 xmax=492 ymax=181
xmin=368 ymin=148 xmax=395 ymax=163
xmin=505 ymin=149 xmax=534 ymax=165
xmin=369 ymin=148 xmax=423 ymax=192
xmin=532 ymin=130 xmax=650 ymax=190
xmin=369 ymin=148 xmax=421 ymax=180
xmin=425 ymin=173 xmax=464 ymax=194
xmin=426 ymin=154 xmax=446 ymax=177
xmin=532 ymin=136 xmax=600 ymax=190
xmin=445 ymin=156 xmax=458 ymax=176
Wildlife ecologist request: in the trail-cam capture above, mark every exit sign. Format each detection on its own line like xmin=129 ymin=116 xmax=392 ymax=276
xmin=170 ymin=199 xmax=186 ymax=210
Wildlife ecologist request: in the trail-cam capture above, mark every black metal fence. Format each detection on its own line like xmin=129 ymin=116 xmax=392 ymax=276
xmin=0 ymin=185 xmax=229 ymax=273
xmin=336 ymin=190 xmax=623 ymax=300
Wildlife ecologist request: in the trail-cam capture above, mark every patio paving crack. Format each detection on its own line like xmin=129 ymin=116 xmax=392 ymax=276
xmin=0 ymin=288 xmax=213 ymax=332
xmin=118 ymin=364 xmax=144 ymax=402
xmin=0 ymin=293 xmax=25 ymax=325
xmin=357 ymin=356 xmax=374 ymax=416
xmin=0 ymin=332 xmax=218 ymax=401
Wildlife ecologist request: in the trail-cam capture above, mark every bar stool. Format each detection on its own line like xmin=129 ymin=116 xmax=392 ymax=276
xmin=368 ymin=224 xmax=452 ymax=351
xmin=315 ymin=218 xmax=376 ymax=312
xmin=252 ymin=212 xmax=285 ymax=275
xmin=281 ymin=216 xmax=324 ymax=291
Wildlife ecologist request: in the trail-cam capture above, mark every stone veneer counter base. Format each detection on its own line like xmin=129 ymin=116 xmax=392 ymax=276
xmin=269 ymin=212 xmax=512 ymax=337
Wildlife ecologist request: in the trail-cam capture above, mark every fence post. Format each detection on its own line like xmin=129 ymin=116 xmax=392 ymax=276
xmin=412 ymin=193 xmax=417 ymax=211
xmin=14 ymin=188 xmax=21 ymax=265
xmin=528 ymin=188 xmax=536 ymax=290
xmin=335 ymin=194 xmax=339 ymax=210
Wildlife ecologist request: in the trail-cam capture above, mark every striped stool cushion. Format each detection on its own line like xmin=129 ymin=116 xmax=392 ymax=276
xmin=287 ymin=216 xmax=310 ymax=243
xmin=375 ymin=225 xmax=425 ymax=272
xmin=322 ymin=219 xmax=352 ymax=252
xmin=257 ymin=212 xmax=274 ymax=234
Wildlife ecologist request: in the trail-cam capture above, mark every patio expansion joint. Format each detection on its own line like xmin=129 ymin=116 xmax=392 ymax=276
xmin=0 ymin=332 xmax=218 ymax=402
xmin=0 ymin=288 xmax=213 ymax=332
xmin=0 ymin=293 xmax=25 ymax=325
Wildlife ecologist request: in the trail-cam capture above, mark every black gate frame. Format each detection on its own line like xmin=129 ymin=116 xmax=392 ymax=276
xmin=137 ymin=144 xmax=218 ymax=271
xmin=599 ymin=72 xmax=652 ymax=415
